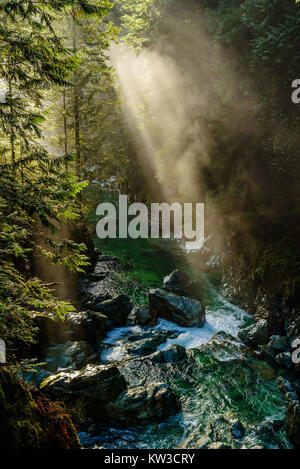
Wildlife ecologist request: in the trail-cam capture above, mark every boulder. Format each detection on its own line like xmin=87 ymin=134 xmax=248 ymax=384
xmin=66 ymin=311 xmax=112 ymax=344
xmin=163 ymin=270 xmax=193 ymax=293
xmin=83 ymin=294 xmax=112 ymax=310
xmin=150 ymin=345 xmax=187 ymax=364
xmin=275 ymin=351 xmax=293 ymax=369
xmin=231 ymin=420 xmax=246 ymax=439
xmin=253 ymin=419 xmax=284 ymax=446
xmin=127 ymin=305 xmax=156 ymax=326
xmin=148 ymin=289 xmax=205 ymax=327
xmin=33 ymin=309 xmax=113 ymax=349
xmin=105 ymin=382 xmax=181 ymax=425
xmin=267 ymin=335 xmax=288 ymax=353
xmin=286 ymin=401 xmax=300 ymax=449
xmin=60 ymin=341 xmax=99 ymax=370
xmin=238 ymin=319 xmax=269 ymax=348
xmin=210 ymin=330 xmax=238 ymax=343
xmin=40 ymin=364 xmax=127 ymax=417
xmin=277 ymin=377 xmax=298 ymax=402
xmin=258 ymin=335 xmax=289 ymax=363
xmin=286 ymin=315 xmax=300 ymax=341
xmin=93 ymin=294 xmax=133 ymax=326
xmin=123 ymin=330 xmax=178 ymax=358
xmin=0 ymin=366 xmax=79 ymax=449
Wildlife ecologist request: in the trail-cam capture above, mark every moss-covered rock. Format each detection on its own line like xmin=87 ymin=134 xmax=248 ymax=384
xmin=0 ymin=365 xmax=80 ymax=449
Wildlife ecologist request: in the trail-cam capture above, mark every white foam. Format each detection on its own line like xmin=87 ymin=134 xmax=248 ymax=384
xmin=101 ymin=345 xmax=127 ymax=362
xmin=156 ymin=320 xmax=215 ymax=351
xmin=100 ymin=291 xmax=251 ymax=361
xmin=102 ymin=325 xmax=142 ymax=345
xmin=101 ymin=325 xmax=143 ymax=362
xmin=155 ymin=294 xmax=250 ymax=351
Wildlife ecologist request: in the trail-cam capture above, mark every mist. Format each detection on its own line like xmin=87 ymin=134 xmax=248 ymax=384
xmin=109 ymin=3 xmax=257 ymax=249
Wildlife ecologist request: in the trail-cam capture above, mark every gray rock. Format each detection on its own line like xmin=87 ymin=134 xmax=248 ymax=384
xmin=231 ymin=420 xmax=245 ymax=439
xmin=43 ymin=341 xmax=99 ymax=373
xmin=127 ymin=305 xmax=156 ymax=326
xmin=62 ymin=341 xmax=97 ymax=370
xmin=105 ymin=382 xmax=181 ymax=425
xmin=210 ymin=330 xmax=238 ymax=343
xmin=238 ymin=319 xmax=269 ymax=347
xmin=277 ymin=377 xmax=298 ymax=400
xmin=267 ymin=335 xmax=288 ymax=353
xmin=123 ymin=330 xmax=178 ymax=357
xmin=40 ymin=364 xmax=127 ymax=411
xmin=150 ymin=345 xmax=187 ymax=364
xmin=84 ymin=294 xmax=112 ymax=310
xmin=93 ymin=294 xmax=133 ymax=326
xmin=148 ymin=289 xmax=205 ymax=327
xmin=163 ymin=270 xmax=192 ymax=292
xmin=66 ymin=311 xmax=112 ymax=343
xmin=275 ymin=351 xmax=293 ymax=369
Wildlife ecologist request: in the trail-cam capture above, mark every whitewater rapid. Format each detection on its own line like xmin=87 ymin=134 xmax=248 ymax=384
xmin=101 ymin=292 xmax=251 ymax=362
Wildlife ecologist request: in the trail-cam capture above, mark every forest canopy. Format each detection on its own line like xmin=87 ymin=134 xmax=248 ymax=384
xmin=1 ymin=0 xmax=300 ymax=357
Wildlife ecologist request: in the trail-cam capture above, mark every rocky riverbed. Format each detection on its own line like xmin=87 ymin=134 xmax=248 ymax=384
xmin=20 ymin=250 xmax=300 ymax=449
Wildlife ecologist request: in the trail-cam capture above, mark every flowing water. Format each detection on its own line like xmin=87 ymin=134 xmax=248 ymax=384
xmin=24 ymin=191 xmax=293 ymax=449
xmin=78 ymin=290 xmax=290 ymax=449
xmin=76 ymin=207 xmax=292 ymax=449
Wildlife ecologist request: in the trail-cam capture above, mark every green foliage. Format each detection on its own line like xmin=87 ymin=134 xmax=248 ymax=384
xmin=114 ymin=0 xmax=300 ymax=303
xmin=0 ymin=1 xmax=111 ymax=357
xmin=2 ymin=0 xmax=300 ymax=360
xmin=45 ymin=2 xmax=150 ymax=201
xmin=199 ymin=0 xmax=300 ymax=300
xmin=0 ymin=147 xmax=91 ymax=356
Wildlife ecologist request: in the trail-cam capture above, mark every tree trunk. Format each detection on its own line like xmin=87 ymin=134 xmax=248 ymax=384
xmin=72 ymin=19 xmax=81 ymax=179
xmin=63 ymin=90 xmax=68 ymax=158
xmin=8 ymin=76 xmax=15 ymax=164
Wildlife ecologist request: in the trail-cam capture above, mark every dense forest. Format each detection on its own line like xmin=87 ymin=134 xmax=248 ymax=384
xmin=1 ymin=0 xmax=300 ymax=451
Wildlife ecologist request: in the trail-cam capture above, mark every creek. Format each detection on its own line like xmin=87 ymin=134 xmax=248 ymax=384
xmin=24 ymin=192 xmax=292 ymax=449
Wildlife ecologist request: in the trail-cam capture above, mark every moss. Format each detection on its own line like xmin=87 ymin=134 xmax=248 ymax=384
xmin=0 ymin=365 xmax=80 ymax=449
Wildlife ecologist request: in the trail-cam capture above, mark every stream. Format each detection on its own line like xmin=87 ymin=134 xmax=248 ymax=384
xmin=77 ymin=259 xmax=290 ymax=449
xmin=23 ymin=192 xmax=293 ymax=449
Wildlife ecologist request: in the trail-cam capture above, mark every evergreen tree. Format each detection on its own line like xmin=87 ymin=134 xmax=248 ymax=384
xmin=0 ymin=0 xmax=111 ymax=358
